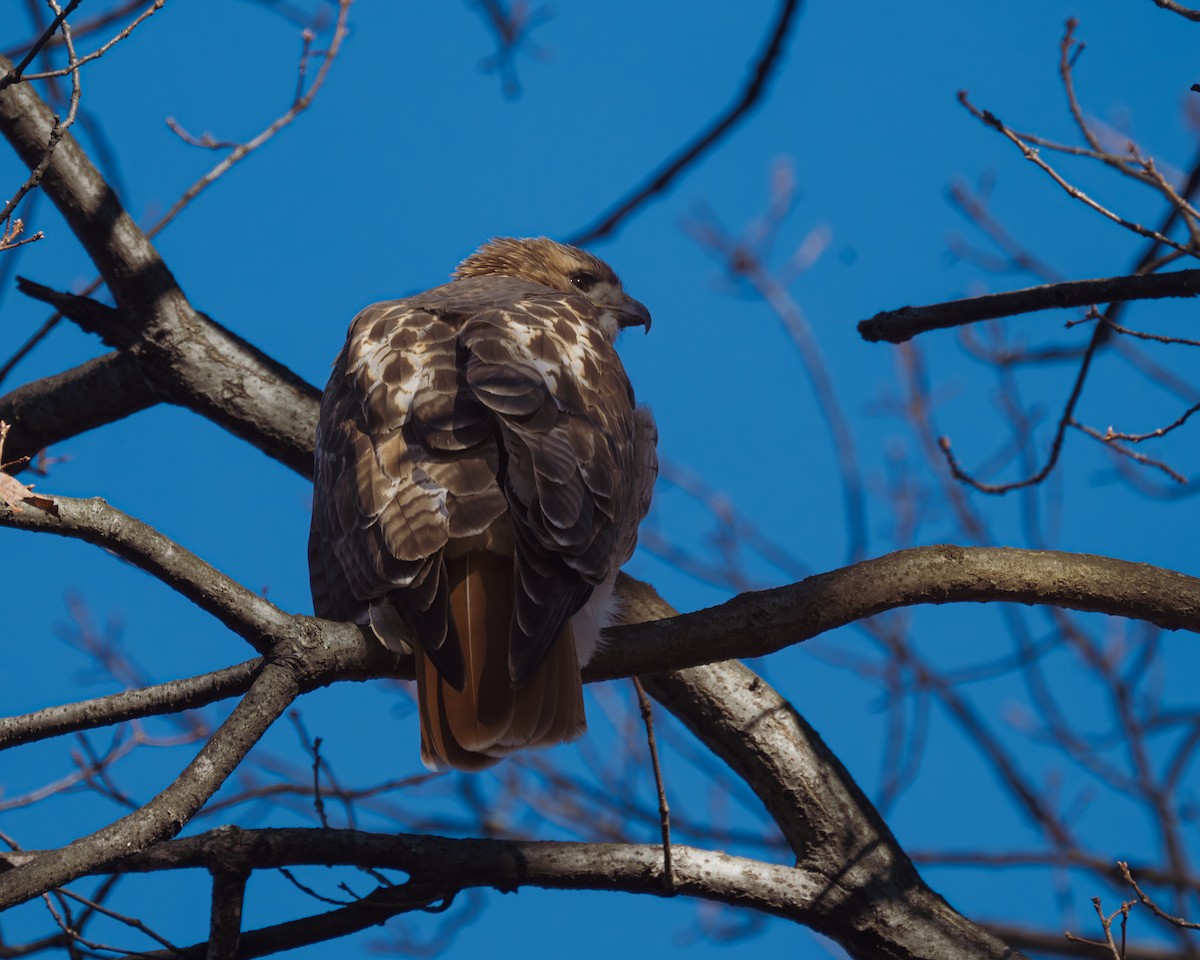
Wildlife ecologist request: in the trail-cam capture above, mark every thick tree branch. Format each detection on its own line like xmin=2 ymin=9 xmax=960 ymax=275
xmin=0 ymin=661 xmax=300 ymax=908
xmin=0 ymin=350 xmax=156 ymax=468
xmin=858 ymin=268 xmax=1200 ymax=344
xmin=617 ymin=579 xmax=1021 ymax=960
xmin=21 ymin=829 xmax=840 ymax=955
xmin=0 ymin=494 xmax=294 ymax=652
xmin=0 ymin=56 xmax=320 ymax=476
xmin=7 ymin=491 xmax=1197 ymax=692
xmin=591 ymin=547 xmax=1200 ymax=679
xmin=205 ymin=831 xmax=250 ymax=960
xmin=0 ymin=659 xmax=262 ymax=750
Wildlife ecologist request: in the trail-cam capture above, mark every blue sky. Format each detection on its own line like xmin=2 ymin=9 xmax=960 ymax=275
xmin=3 ymin=2 xmax=1200 ymax=956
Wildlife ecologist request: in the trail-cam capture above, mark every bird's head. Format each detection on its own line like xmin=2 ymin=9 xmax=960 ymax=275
xmin=454 ymin=236 xmax=651 ymax=341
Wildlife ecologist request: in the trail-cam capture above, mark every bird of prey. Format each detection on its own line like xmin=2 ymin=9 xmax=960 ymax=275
xmin=309 ymin=237 xmax=657 ymax=771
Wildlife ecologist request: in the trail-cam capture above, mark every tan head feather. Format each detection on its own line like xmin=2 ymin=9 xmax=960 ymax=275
xmin=454 ymin=237 xmax=651 ymax=338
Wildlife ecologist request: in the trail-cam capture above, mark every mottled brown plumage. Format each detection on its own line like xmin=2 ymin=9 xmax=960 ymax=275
xmin=309 ymin=237 xmax=657 ymax=770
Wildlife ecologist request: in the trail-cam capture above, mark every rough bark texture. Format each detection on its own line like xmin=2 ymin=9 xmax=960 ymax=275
xmin=1 ymin=24 xmax=1175 ymax=957
xmin=622 ymin=579 xmax=1025 ymax=960
xmin=860 ymin=268 xmax=1200 ymax=342
xmin=0 ymin=350 xmax=157 ymax=467
xmin=0 ymin=55 xmax=320 ymax=476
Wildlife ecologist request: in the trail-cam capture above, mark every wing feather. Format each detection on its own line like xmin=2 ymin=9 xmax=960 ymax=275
xmin=310 ymin=275 xmax=652 ymax=694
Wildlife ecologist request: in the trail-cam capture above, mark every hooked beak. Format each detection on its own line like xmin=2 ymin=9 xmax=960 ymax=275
xmin=616 ymin=294 xmax=652 ymax=333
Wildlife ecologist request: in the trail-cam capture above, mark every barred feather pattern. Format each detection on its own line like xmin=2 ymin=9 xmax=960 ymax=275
xmin=309 ymin=239 xmax=656 ymax=770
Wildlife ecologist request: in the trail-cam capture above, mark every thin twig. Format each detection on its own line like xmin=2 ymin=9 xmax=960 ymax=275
xmin=1068 ymin=420 xmax=1187 ymax=483
xmin=55 ymin=885 xmax=182 ymax=954
xmin=0 ymin=6 xmax=83 ymax=225
xmin=936 ymin=316 xmax=1104 ymax=494
xmin=1120 ymin=861 xmax=1200 ymax=929
xmin=155 ymin=0 xmax=351 ymax=238
xmin=958 ymin=91 xmax=1198 ymax=260
xmin=6 ymin=0 xmax=147 ymax=58
xmin=290 ymin=711 xmax=330 ymax=828
xmin=631 ymin=677 xmax=673 ymax=891
xmin=1150 ymin=0 xmax=1200 ymax=22
xmin=17 ymin=0 xmax=165 ymax=82
xmin=0 ymin=0 xmax=83 ymax=89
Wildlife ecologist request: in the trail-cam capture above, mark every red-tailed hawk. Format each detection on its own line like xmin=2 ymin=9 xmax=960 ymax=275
xmin=309 ymin=237 xmax=657 ymax=771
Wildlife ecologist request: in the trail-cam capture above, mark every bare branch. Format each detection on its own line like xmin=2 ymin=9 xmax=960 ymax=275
xmin=0 ymin=662 xmax=300 ymax=909
xmin=16 ymin=0 xmax=165 ymax=83
xmin=0 ymin=494 xmax=294 ymax=652
xmin=631 ymin=677 xmax=672 ymax=890
xmin=5 ymin=0 xmax=148 ymax=58
xmin=688 ymin=205 xmax=867 ymax=561
xmin=0 ymin=48 xmax=79 ymax=225
xmin=0 ymin=0 xmax=82 ymax=89
xmin=958 ymin=91 xmax=1199 ymax=258
xmin=567 ymin=0 xmax=801 ymax=245
xmin=615 ymin=583 xmax=1020 ymax=959
xmin=1069 ymin=419 xmax=1189 ymax=484
xmin=1120 ymin=861 xmax=1200 ymax=930
xmin=206 ymin=831 xmax=251 ymax=960
xmin=152 ymin=0 xmax=351 ymax=240
xmin=0 ymin=55 xmax=322 ymax=476
xmin=0 ymin=216 xmax=42 ymax=252
xmin=590 ymin=547 xmax=1200 ymax=680
xmin=859 ymin=269 xmax=1200 ymax=344
xmin=936 ymin=322 xmax=1103 ymax=494
xmin=50 ymin=884 xmax=182 ymax=955
xmin=3 ymin=826 xmax=1018 ymax=960
xmin=0 ymin=351 xmax=156 ymax=471
xmin=0 ymin=660 xmax=261 ymax=750
xmin=947 ymin=177 xmax=1066 ymax=282
xmin=0 ymin=2 xmax=349 ymax=396
xmin=470 ymin=0 xmax=553 ymax=98
xmin=11 ymin=486 xmax=1193 ymax=707
xmin=988 ymin=922 xmax=1178 ymax=959
xmin=1149 ymin=0 xmax=1200 ymax=22
xmin=78 ymin=831 xmax=832 ymax=953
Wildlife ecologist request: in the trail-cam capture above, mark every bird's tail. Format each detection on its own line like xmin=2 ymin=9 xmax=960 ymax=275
xmin=415 ymin=550 xmax=586 ymax=771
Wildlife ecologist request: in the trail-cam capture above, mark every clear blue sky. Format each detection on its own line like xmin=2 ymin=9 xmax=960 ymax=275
xmin=2 ymin=2 xmax=1198 ymax=956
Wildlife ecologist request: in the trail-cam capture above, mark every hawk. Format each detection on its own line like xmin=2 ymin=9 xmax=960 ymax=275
xmin=309 ymin=237 xmax=657 ymax=771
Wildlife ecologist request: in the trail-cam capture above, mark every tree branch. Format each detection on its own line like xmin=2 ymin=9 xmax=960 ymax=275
xmin=16 ymin=828 xmax=879 ymax=958
xmin=858 ymin=268 xmax=1200 ymax=344
xmin=986 ymin=922 xmax=1180 ymax=960
xmin=1148 ymin=0 xmax=1200 ymax=24
xmin=205 ymin=829 xmax=250 ymax=960
xmin=566 ymin=0 xmax=801 ymax=246
xmin=0 ymin=659 xmax=262 ymax=750
xmin=7 ymin=490 xmax=1198 ymax=696
xmin=0 ymin=349 xmax=156 ymax=469
xmin=0 ymin=661 xmax=300 ymax=909
xmin=616 ymin=580 xmax=1021 ymax=959
xmin=590 ymin=548 xmax=1200 ymax=679
xmin=0 ymin=494 xmax=295 ymax=652
xmin=0 ymin=56 xmax=321 ymax=476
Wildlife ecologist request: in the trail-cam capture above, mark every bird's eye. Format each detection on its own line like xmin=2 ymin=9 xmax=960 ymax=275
xmin=569 ymin=272 xmax=599 ymax=292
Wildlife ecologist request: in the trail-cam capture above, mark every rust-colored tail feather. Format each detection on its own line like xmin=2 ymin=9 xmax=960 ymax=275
xmin=416 ymin=551 xmax=587 ymax=771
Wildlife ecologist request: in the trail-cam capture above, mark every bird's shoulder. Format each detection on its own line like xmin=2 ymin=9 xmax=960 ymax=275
xmin=347 ymin=276 xmax=606 ymax=345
